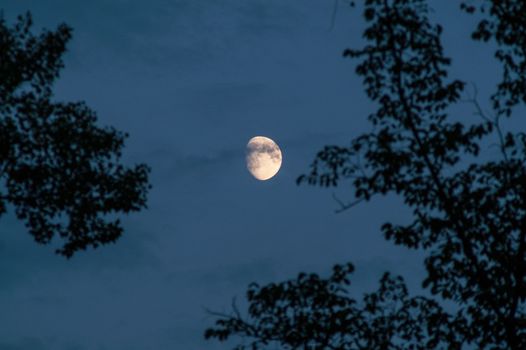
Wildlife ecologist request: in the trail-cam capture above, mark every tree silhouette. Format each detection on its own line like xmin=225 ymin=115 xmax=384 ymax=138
xmin=205 ymin=264 xmax=463 ymax=349
xmin=205 ymin=0 xmax=526 ymax=349
xmin=0 ymin=13 xmax=150 ymax=257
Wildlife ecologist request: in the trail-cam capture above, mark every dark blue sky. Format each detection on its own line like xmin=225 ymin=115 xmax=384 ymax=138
xmin=0 ymin=1 xmax=512 ymax=349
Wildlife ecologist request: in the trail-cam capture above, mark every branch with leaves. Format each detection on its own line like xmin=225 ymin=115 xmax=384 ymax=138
xmin=0 ymin=13 xmax=151 ymax=257
xmin=206 ymin=263 xmax=462 ymax=350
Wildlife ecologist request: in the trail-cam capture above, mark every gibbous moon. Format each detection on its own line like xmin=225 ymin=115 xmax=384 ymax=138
xmin=246 ymin=136 xmax=282 ymax=181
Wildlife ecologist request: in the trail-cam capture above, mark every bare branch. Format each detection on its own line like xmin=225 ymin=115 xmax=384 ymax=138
xmin=332 ymin=192 xmax=366 ymax=213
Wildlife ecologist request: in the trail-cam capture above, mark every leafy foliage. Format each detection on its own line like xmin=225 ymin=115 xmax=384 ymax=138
xmin=205 ymin=264 xmax=462 ymax=350
xmin=0 ymin=13 xmax=150 ymax=257
xmin=461 ymin=0 xmax=526 ymax=117
xmin=206 ymin=0 xmax=526 ymax=349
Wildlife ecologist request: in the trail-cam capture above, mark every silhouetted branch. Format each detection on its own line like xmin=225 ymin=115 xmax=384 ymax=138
xmin=0 ymin=12 xmax=151 ymax=257
xmin=462 ymin=82 xmax=509 ymax=162
xmin=332 ymin=192 xmax=365 ymax=213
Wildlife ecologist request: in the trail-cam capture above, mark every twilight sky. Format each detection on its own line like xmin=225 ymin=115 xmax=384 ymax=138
xmin=0 ymin=1 xmax=514 ymax=349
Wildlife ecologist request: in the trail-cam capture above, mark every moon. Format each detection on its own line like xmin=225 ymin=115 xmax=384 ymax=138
xmin=246 ymin=136 xmax=282 ymax=181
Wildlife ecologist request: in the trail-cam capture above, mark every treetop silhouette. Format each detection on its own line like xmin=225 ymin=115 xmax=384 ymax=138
xmin=0 ymin=13 xmax=151 ymax=257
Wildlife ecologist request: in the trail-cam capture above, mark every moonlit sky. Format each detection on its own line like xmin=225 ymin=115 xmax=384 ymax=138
xmin=0 ymin=1 xmax=518 ymax=349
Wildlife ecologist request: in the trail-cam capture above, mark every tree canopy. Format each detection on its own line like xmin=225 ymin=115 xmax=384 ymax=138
xmin=0 ymin=13 xmax=150 ymax=257
xmin=205 ymin=0 xmax=526 ymax=349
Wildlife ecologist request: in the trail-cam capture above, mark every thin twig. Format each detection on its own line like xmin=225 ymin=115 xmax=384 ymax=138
xmin=332 ymin=192 xmax=365 ymax=213
xmin=461 ymin=82 xmax=509 ymax=162
xmin=329 ymin=0 xmax=339 ymax=31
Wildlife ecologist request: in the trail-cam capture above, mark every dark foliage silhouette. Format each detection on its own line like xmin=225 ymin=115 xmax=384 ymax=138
xmin=205 ymin=0 xmax=526 ymax=349
xmin=206 ymin=264 xmax=462 ymax=349
xmin=0 ymin=13 xmax=150 ymax=257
